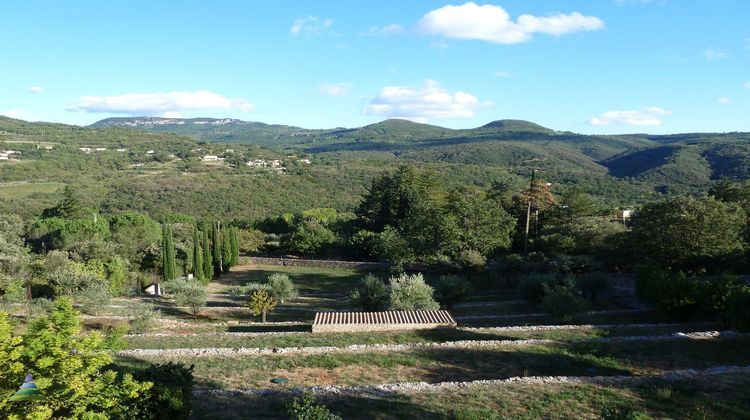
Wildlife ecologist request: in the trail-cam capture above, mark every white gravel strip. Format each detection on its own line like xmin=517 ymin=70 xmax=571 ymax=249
xmin=455 ymin=308 xmax=650 ymax=321
xmin=193 ymin=365 xmax=750 ymax=397
xmin=117 ymin=330 xmax=744 ymax=359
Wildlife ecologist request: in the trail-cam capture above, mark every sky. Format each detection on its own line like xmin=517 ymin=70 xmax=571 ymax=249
xmin=1 ymin=0 xmax=749 ymax=134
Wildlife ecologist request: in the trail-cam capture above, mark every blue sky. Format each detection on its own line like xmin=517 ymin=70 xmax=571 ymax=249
xmin=1 ymin=0 xmax=749 ymax=134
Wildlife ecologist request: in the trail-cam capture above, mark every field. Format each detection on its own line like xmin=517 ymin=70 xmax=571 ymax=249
xmin=74 ymin=264 xmax=750 ymax=419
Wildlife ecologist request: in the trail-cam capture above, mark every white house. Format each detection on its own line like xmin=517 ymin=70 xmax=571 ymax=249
xmin=298 ymin=158 xmax=312 ymax=164
xmin=146 ymin=150 xmax=155 ymax=155
xmin=246 ymin=159 xmax=267 ymax=167
xmin=201 ymin=155 xmax=220 ymax=161
xmin=79 ymin=147 xmax=92 ymax=153
xmin=616 ymin=210 xmax=633 ymax=221
xmin=116 ymin=148 xmax=127 ymax=152
xmin=269 ymin=159 xmax=282 ymax=168
xmin=95 ymin=147 xmax=107 ymax=152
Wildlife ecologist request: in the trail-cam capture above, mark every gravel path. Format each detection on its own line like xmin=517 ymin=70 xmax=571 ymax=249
xmin=117 ymin=330 xmax=743 ymax=359
xmin=454 ymin=308 xmax=650 ymax=321
xmin=193 ymin=364 xmax=750 ymax=397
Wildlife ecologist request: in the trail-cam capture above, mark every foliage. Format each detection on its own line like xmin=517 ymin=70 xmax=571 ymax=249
xmin=349 ymin=274 xmax=389 ymax=311
xmin=539 ymin=277 xmax=589 ymax=322
xmin=518 ymin=274 xmax=556 ymax=306
xmin=126 ymin=362 xmax=195 ymax=420
xmin=247 ymin=290 xmax=277 ymax=323
xmin=283 ymin=219 xmax=337 ymax=256
xmin=161 ymin=223 xmax=177 ymax=282
xmin=630 ymin=196 xmax=747 ymax=272
xmin=576 ymin=272 xmax=612 ymax=305
xmin=76 ymin=281 xmax=112 ymax=315
xmin=489 ymin=254 xmax=525 ymax=288
xmin=192 ymin=225 xmax=204 ymax=284
xmin=728 ymin=286 xmax=750 ymax=332
xmin=267 ymin=273 xmax=298 ymax=303
xmin=128 ymin=301 xmax=160 ymax=334
xmin=552 ymin=255 xmax=596 ymax=277
xmin=201 ymin=226 xmax=212 ymax=281
xmin=635 ymin=266 xmax=699 ymax=320
xmin=287 ymin=393 xmax=342 ymax=420
xmin=388 ymin=273 xmax=440 ymax=311
xmin=0 ymin=298 xmax=153 ymax=419
xmin=168 ymin=279 xmax=207 ymax=316
xmin=431 ymin=275 xmax=472 ymax=309
xmin=225 ymin=282 xmax=271 ymax=297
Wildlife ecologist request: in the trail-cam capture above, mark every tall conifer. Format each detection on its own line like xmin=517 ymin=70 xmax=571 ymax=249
xmin=161 ymin=223 xmax=176 ymax=282
xmin=211 ymin=220 xmax=222 ymax=275
xmin=202 ymin=223 xmax=213 ymax=280
xmin=192 ymin=225 xmax=204 ymax=283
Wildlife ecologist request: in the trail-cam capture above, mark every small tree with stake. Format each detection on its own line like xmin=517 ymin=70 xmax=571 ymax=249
xmin=247 ymin=290 xmax=277 ymax=323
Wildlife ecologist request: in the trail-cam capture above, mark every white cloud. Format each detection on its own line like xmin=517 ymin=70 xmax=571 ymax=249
xmin=718 ymin=96 xmax=731 ymax=104
xmin=317 ymin=83 xmax=352 ymax=97
xmin=365 ymin=24 xmax=405 ymax=36
xmin=364 ymin=79 xmax=491 ymax=122
xmin=494 ymin=70 xmax=512 ymax=78
xmin=590 ymin=107 xmax=672 ymax=126
xmin=290 ymin=15 xmax=334 ymax=36
xmin=68 ymin=90 xmax=254 ymax=115
xmin=27 ymin=86 xmax=45 ymax=93
xmin=703 ymin=47 xmax=728 ymax=61
xmin=416 ymin=3 xmax=603 ymax=45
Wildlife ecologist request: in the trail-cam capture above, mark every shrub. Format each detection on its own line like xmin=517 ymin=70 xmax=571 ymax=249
xmin=247 ymin=290 xmax=277 ymax=323
xmin=267 ymin=273 xmax=298 ymax=303
xmin=287 ymin=393 xmax=342 ymax=420
xmin=728 ymin=286 xmax=750 ymax=332
xmin=695 ymin=274 xmax=746 ymax=327
xmin=171 ymin=281 xmax=207 ymax=316
xmin=76 ymin=281 xmax=112 ymax=315
xmin=431 ymin=275 xmax=472 ymax=309
xmin=128 ymin=301 xmax=160 ymax=333
xmin=225 ymin=282 xmax=270 ymax=297
xmin=489 ymin=254 xmax=525 ymax=288
xmin=576 ymin=272 xmax=612 ymax=305
xmin=553 ymin=255 xmax=596 ymax=277
xmin=388 ymin=273 xmax=439 ymax=311
xmin=456 ymin=249 xmax=487 ymax=274
xmin=128 ymin=362 xmax=195 ymax=419
xmin=349 ymin=274 xmax=389 ymax=311
xmin=518 ymin=274 xmax=556 ymax=306
xmin=540 ymin=277 xmax=589 ymax=322
xmin=0 ymin=276 xmax=26 ymax=304
xmin=635 ymin=266 xmax=699 ymax=320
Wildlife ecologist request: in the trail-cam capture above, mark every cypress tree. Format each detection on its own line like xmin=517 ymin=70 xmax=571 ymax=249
xmin=161 ymin=223 xmax=176 ymax=282
xmin=211 ymin=220 xmax=222 ymax=275
xmin=231 ymin=227 xmax=240 ymax=266
xmin=222 ymin=229 xmax=232 ymax=272
xmin=192 ymin=225 xmax=204 ymax=283
xmin=202 ymin=223 xmax=213 ymax=281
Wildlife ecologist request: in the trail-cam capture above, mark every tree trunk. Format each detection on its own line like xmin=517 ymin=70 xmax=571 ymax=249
xmin=262 ymin=310 xmax=267 ymax=323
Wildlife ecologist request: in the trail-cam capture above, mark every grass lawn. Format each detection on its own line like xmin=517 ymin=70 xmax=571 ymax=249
xmin=0 ymin=181 xmax=65 ymax=199
xmin=117 ymin=336 xmax=750 ymax=390
xmin=192 ymin=373 xmax=750 ymax=419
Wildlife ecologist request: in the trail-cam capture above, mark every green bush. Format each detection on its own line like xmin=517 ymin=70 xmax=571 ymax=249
xmin=168 ymin=280 xmax=207 ymax=316
xmin=431 ymin=275 xmax=472 ymax=309
xmin=128 ymin=301 xmax=160 ymax=333
xmin=635 ymin=266 xmax=699 ymax=320
xmin=489 ymin=254 xmax=524 ymax=288
xmin=518 ymin=274 xmax=556 ymax=306
xmin=695 ymin=274 xmax=746 ymax=326
xmin=76 ymin=281 xmax=112 ymax=315
xmin=388 ymin=273 xmax=439 ymax=311
xmin=350 ymin=274 xmax=389 ymax=311
xmin=728 ymin=286 xmax=750 ymax=332
xmin=287 ymin=393 xmax=342 ymax=420
xmin=225 ymin=282 xmax=270 ymax=297
xmin=540 ymin=277 xmax=589 ymax=322
xmin=553 ymin=255 xmax=596 ymax=277
xmin=576 ymin=272 xmax=612 ymax=305
xmin=267 ymin=273 xmax=298 ymax=303
xmin=128 ymin=362 xmax=195 ymax=419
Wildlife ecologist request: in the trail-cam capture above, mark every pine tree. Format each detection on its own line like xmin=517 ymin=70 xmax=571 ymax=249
xmin=192 ymin=225 xmax=204 ymax=283
xmin=161 ymin=223 xmax=176 ymax=282
xmin=202 ymin=223 xmax=213 ymax=281
xmin=211 ymin=220 xmax=222 ymax=276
